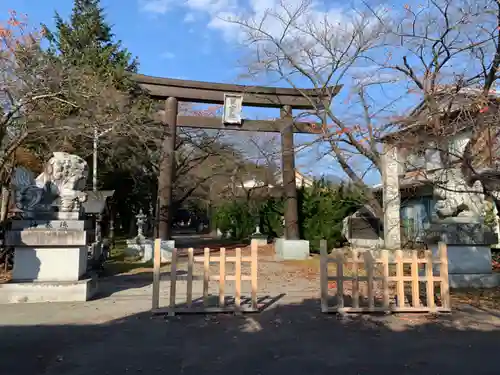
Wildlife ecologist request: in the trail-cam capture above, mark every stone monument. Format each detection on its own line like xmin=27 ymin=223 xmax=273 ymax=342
xmin=125 ymin=209 xmax=174 ymax=263
xmin=250 ymin=223 xmax=267 ymax=247
xmin=0 ymin=152 xmax=98 ymax=303
xmin=424 ymin=167 xmax=500 ymax=288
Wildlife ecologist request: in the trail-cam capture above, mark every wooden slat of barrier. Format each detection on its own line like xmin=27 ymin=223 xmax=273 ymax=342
xmin=336 ymin=251 xmax=344 ymax=308
xmin=320 ymin=240 xmax=328 ymax=313
xmin=327 ymin=275 xmax=446 ymax=283
xmin=203 ymin=248 xmax=210 ymax=307
xmin=439 ymin=242 xmax=450 ymax=309
xmin=411 ymin=250 xmax=420 ymax=307
xmin=326 ymin=258 xmax=436 ymax=264
xmin=251 ymin=240 xmax=258 ymax=310
xmin=365 ymin=251 xmax=374 ymax=310
xmin=169 ymin=248 xmax=178 ymax=316
xmin=152 ymin=239 xmax=161 ymax=311
xmin=194 ymin=256 xmax=253 ymax=263
xmin=396 ymin=250 xmax=405 ymax=308
xmin=235 ymin=247 xmax=242 ymax=313
xmin=426 ymin=249 xmax=435 ymax=309
xmin=155 ymin=306 xmax=261 ymax=314
xmin=186 ymin=248 xmax=194 ymax=308
xmin=219 ymin=248 xmax=226 ymax=307
xmin=352 ymin=249 xmax=360 ymax=309
xmin=336 ymin=306 xmax=451 ymax=314
xmin=381 ymin=250 xmax=390 ymax=309
xmin=209 ymin=275 xmax=252 ymax=281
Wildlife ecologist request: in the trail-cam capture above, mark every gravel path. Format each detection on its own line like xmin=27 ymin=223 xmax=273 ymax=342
xmin=1 ymin=245 xmax=500 ymax=375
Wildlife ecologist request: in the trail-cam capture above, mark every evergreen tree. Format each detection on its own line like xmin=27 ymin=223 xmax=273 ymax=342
xmin=42 ymin=0 xmax=138 ymax=87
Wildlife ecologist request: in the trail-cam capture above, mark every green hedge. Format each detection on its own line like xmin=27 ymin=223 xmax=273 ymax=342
xmin=213 ymin=179 xmax=363 ymax=253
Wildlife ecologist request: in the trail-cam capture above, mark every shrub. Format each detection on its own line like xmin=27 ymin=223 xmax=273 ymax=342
xmin=298 ymin=180 xmax=362 ymax=252
xmin=213 ymin=200 xmax=257 ymax=239
xmin=213 ymin=178 xmax=363 ymax=248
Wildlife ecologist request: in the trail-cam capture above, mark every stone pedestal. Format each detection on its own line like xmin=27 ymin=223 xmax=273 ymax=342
xmin=0 ymin=218 xmax=98 ymax=304
xmin=250 ymin=235 xmax=268 ymax=247
xmin=125 ymin=238 xmax=174 ymax=263
xmin=425 ymin=221 xmax=500 ymax=288
xmin=275 ymin=238 xmax=310 ymax=260
xmin=428 ymin=244 xmax=500 ymax=288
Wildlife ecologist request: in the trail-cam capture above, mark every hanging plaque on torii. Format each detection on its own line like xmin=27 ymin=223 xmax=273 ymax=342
xmin=223 ymin=93 xmax=243 ymax=125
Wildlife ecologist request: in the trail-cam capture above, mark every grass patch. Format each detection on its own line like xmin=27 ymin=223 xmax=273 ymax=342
xmin=104 ymin=239 xmax=154 ymax=276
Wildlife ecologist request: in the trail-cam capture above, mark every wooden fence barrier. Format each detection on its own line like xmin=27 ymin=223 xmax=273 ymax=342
xmin=320 ymin=241 xmax=451 ymax=314
xmin=152 ymin=240 xmax=259 ymax=316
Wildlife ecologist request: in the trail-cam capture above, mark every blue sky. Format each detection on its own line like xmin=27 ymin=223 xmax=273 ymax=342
xmin=0 ymin=0 xmax=424 ymax=186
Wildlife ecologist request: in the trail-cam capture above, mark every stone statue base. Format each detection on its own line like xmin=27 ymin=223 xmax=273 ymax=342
xmin=424 ymin=222 xmax=499 ymax=288
xmin=0 ymin=219 xmax=98 ymax=304
xmin=0 ymin=277 xmax=98 ymax=304
xmin=275 ymin=238 xmax=310 ymax=260
xmin=250 ymin=233 xmax=268 ymax=247
xmin=125 ymin=238 xmax=174 ymax=263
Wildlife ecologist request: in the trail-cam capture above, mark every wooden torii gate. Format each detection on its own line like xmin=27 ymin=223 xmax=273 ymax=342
xmin=131 ymin=74 xmax=341 ymax=240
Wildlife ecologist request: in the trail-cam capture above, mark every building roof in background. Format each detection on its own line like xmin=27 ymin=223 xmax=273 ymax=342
xmin=241 ymin=170 xmax=314 ymax=189
xmin=371 ymin=178 xmax=431 ymax=193
xmin=381 ymin=86 xmax=500 ymax=142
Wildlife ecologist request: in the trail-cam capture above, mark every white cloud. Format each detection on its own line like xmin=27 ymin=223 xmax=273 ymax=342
xmin=138 ymin=0 xmax=171 ymax=14
xmin=184 ymin=13 xmax=196 ymax=22
xmin=139 ymin=0 xmax=389 ymax=72
xmin=139 ymin=0 xmax=235 ymax=16
xmin=161 ymin=51 xmax=176 ymax=59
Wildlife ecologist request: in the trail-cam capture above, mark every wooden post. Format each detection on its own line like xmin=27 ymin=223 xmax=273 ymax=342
xmin=425 ymin=249 xmax=435 ymax=309
xmin=411 ymin=250 xmax=420 ymax=307
xmin=365 ymin=251 xmax=374 ymax=311
xmin=158 ymin=97 xmax=178 ymax=240
xmin=396 ymin=250 xmax=405 ymax=308
xmin=320 ymin=240 xmax=328 ymax=313
xmin=439 ymin=242 xmax=450 ymax=309
xmin=219 ymin=248 xmax=226 ymax=307
xmin=280 ymin=105 xmax=300 ymax=240
xmin=381 ymin=250 xmax=390 ymax=310
xmin=187 ymin=248 xmax=194 ymax=308
xmin=251 ymin=240 xmax=258 ymax=310
xmin=152 ymin=239 xmax=161 ymax=311
xmin=336 ymin=251 xmax=344 ymax=308
xmin=352 ymin=249 xmax=359 ymax=309
xmin=203 ymin=247 xmax=210 ymax=306
xmin=169 ymin=248 xmax=178 ymax=316
xmin=235 ymin=247 xmax=242 ymax=313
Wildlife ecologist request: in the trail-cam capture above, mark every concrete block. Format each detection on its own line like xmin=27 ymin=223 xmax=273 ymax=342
xmin=449 ymin=273 xmax=500 ymax=288
xmin=125 ymin=239 xmax=174 ymax=262
xmin=12 ymin=247 xmax=88 ymax=282
xmin=251 ymin=237 xmax=267 ymax=247
xmin=429 ymin=244 xmax=492 ymax=274
xmin=275 ymin=238 xmax=310 ymax=260
xmin=0 ymin=276 xmax=98 ymax=304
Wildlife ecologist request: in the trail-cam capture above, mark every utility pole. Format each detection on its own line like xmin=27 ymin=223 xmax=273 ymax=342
xmin=92 ymin=126 xmax=113 ymax=192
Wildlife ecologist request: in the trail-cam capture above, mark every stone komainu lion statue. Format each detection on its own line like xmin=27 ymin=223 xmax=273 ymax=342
xmin=12 ymin=152 xmax=89 ymax=215
xmin=432 ymin=164 xmax=487 ymax=221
